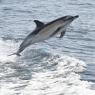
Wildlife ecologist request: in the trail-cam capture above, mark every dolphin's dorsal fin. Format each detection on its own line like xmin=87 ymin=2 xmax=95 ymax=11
xmin=34 ymin=20 xmax=44 ymax=28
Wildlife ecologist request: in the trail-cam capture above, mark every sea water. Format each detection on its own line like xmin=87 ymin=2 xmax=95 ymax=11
xmin=0 ymin=0 xmax=95 ymax=95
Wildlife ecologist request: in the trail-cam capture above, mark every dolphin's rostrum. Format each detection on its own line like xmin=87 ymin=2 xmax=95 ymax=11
xmin=9 ymin=15 xmax=79 ymax=56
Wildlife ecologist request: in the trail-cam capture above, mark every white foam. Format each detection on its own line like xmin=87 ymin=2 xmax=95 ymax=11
xmin=0 ymin=83 xmax=18 ymax=95
xmin=19 ymin=55 xmax=95 ymax=95
xmin=0 ymin=39 xmax=19 ymax=63
xmin=0 ymin=39 xmax=95 ymax=95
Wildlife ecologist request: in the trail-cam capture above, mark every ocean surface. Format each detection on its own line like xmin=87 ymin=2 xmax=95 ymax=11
xmin=0 ymin=0 xmax=95 ymax=95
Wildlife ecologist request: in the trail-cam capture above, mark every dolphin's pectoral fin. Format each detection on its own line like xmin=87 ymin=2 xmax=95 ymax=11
xmin=34 ymin=20 xmax=44 ymax=28
xmin=59 ymin=30 xmax=66 ymax=38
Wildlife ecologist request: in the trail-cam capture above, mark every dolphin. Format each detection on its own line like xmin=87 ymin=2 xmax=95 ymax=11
xmin=9 ymin=15 xmax=79 ymax=56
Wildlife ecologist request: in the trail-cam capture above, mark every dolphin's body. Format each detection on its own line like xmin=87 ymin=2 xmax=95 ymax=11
xmin=9 ymin=15 xmax=79 ymax=56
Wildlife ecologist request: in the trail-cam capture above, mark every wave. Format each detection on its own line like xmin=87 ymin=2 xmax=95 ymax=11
xmin=0 ymin=39 xmax=95 ymax=95
xmin=0 ymin=39 xmax=19 ymax=63
xmin=20 ymin=55 xmax=95 ymax=95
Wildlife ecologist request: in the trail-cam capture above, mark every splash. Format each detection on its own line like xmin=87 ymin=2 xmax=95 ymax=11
xmin=19 ymin=55 xmax=95 ymax=95
xmin=0 ymin=39 xmax=19 ymax=63
xmin=0 ymin=39 xmax=95 ymax=95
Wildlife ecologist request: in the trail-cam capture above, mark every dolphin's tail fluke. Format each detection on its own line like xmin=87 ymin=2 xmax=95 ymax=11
xmin=8 ymin=52 xmax=21 ymax=56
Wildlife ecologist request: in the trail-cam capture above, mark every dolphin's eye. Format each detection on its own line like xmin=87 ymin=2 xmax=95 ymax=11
xmin=65 ymin=16 xmax=69 ymax=19
xmin=65 ymin=16 xmax=72 ymax=20
xmin=62 ymin=16 xmax=70 ymax=21
xmin=63 ymin=16 xmax=73 ymax=21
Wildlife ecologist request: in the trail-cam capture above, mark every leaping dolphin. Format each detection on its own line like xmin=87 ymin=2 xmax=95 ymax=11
xmin=9 ymin=15 xmax=79 ymax=56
